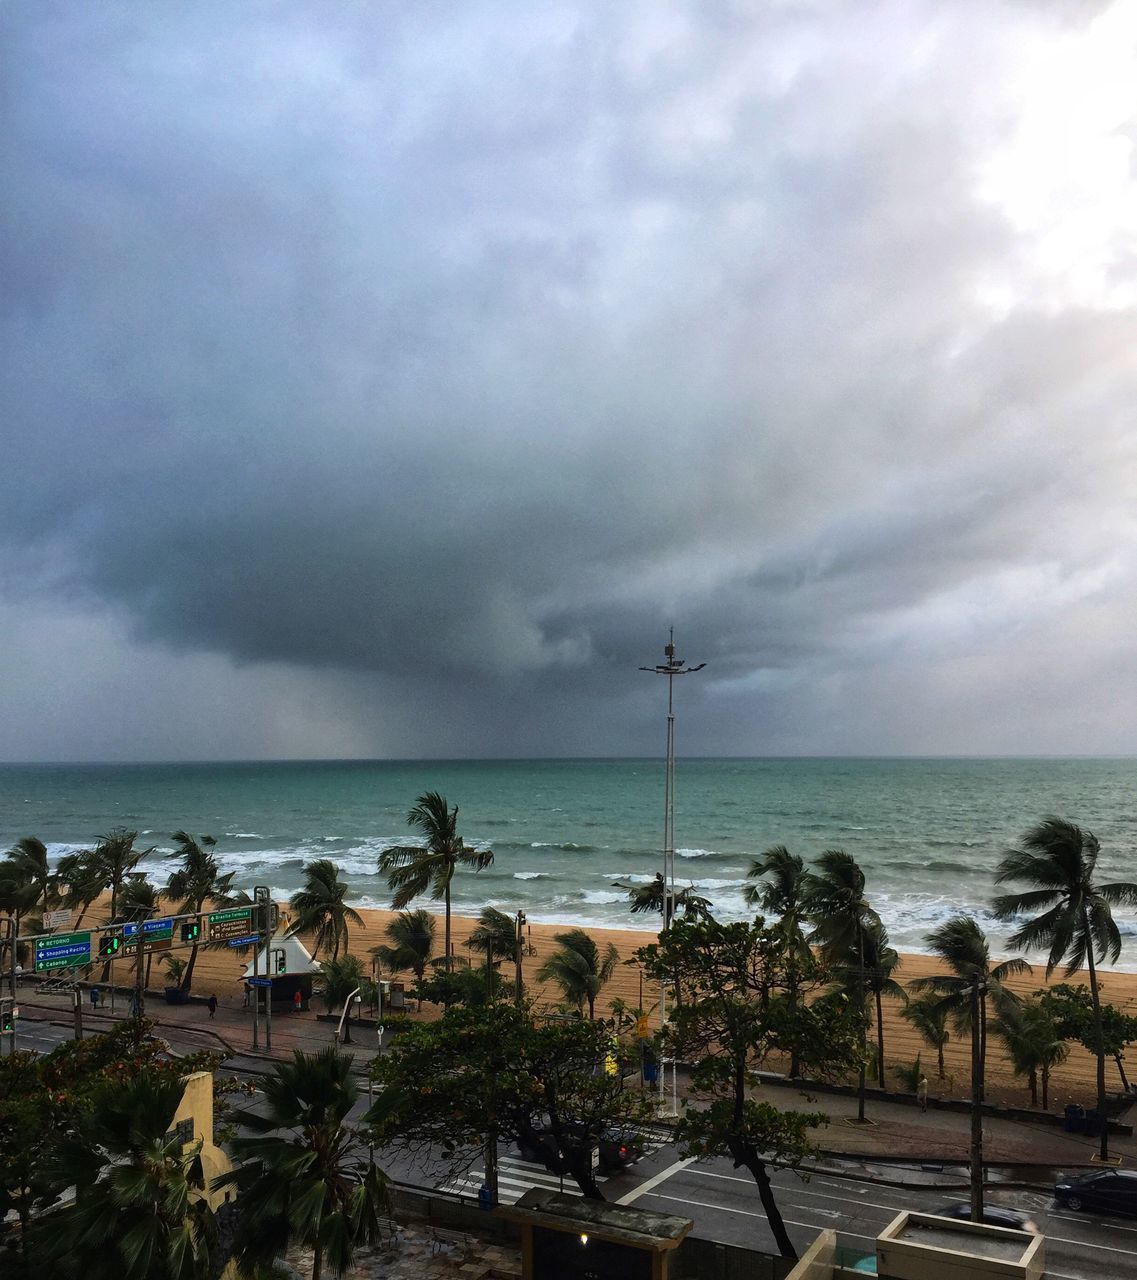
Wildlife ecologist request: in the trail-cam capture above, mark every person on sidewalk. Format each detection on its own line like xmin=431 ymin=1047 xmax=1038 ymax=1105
xmin=917 ymin=1075 xmax=929 ymax=1113
xmin=207 ymin=993 xmax=218 ymax=1019
xmin=243 ymin=981 xmax=252 ymax=1008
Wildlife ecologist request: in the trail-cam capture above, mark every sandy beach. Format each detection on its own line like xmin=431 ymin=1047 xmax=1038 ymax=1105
xmin=178 ymin=901 xmax=1137 ymax=1112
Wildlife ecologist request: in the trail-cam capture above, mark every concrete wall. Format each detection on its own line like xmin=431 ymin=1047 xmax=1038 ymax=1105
xmin=172 ymin=1069 xmax=235 ymax=1211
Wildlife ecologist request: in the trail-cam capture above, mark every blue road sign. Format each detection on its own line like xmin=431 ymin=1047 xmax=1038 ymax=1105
xmin=227 ymin=933 xmax=261 ymax=948
xmin=122 ymin=917 xmax=174 ymax=939
xmin=248 ymin=977 xmax=273 ymax=988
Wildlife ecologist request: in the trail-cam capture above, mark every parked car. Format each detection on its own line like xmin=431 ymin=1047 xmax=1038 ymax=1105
xmin=516 ymin=1121 xmax=643 ymax=1174
xmin=934 ymin=1202 xmax=1039 ymax=1234
xmin=1054 ymin=1170 xmax=1137 ymax=1217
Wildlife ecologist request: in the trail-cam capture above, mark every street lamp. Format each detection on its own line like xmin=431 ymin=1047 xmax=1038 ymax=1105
xmin=639 ymin=627 xmax=704 ymax=1108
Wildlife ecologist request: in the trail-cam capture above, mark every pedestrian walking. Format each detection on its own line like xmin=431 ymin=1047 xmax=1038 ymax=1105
xmin=293 ymin=989 xmax=302 ymax=1012
xmin=207 ymin=993 xmax=218 ymax=1019
xmin=917 ymin=1075 xmax=929 ymax=1113
xmin=242 ymin=980 xmax=251 ymax=1008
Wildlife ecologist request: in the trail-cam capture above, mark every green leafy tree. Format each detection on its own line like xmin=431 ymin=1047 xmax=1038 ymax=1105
xmin=56 ymin=846 xmax=105 ymax=927
xmin=320 ymin=953 xmax=366 ymax=1018
xmin=859 ymin=921 xmax=906 ymax=1086
xmin=164 ymin=832 xmax=236 ymax=995
xmin=536 ymin=928 xmax=619 ymax=1019
xmin=370 ymin=909 xmax=437 ymax=1009
xmin=32 ymin=1072 xmax=217 ymax=1280
xmin=992 ymin=997 xmax=1068 ymax=1110
xmin=909 ymin=915 xmax=1029 ymax=1102
xmin=467 ymin=905 xmax=517 ymax=960
xmin=993 ymin=816 xmax=1137 ymax=1161
xmin=637 ymin=919 xmax=862 ymax=1259
xmin=902 ymin=994 xmax=951 ymax=1078
xmin=2 ymin=837 xmax=57 ymax=917
xmin=1036 ymin=983 xmax=1137 ymax=1093
xmin=368 ymin=1004 xmax=652 ymax=1202
xmin=289 ymin=859 xmax=363 ymax=962
xmin=417 ymin=961 xmax=506 ymax=1010
xmin=218 ymin=1048 xmax=389 ymax=1280
xmin=378 ymin=793 xmax=493 ymax=970
xmin=803 ymin=850 xmax=879 ymax=1121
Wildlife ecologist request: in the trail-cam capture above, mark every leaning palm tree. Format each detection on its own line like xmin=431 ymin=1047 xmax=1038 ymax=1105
xmin=57 ymin=846 xmax=106 ymax=927
xmin=218 ymin=1047 xmax=390 ymax=1280
xmin=859 ymin=921 xmax=906 ymax=1086
xmin=902 ymin=993 xmax=951 ymax=1079
xmin=164 ymin=831 xmax=236 ymax=994
xmin=993 ymin=996 xmax=1068 ymax=1110
xmin=536 ymin=928 xmax=619 ymax=1019
xmin=289 ymin=858 xmax=363 ymax=962
xmin=992 ymin=816 xmax=1137 ymax=1160
xmin=370 ymin=909 xmax=437 ymax=1002
xmin=2 ymin=836 xmax=57 ymax=917
xmin=745 ymin=845 xmax=814 ymax=1076
xmin=95 ymin=828 xmax=150 ymax=925
xmin=467 ymin=905 xmax=517 ymax=960
xmin=33 ymin=1070 xmax=217 ymax=1280
xmin=909 ymin=915 xmax=1031 ymax=1102
xmin=117 ymin=875 xmax=161 ymax=991
xmin=803 ymin=849 xmax=879 ymax=1121
xmin=613 ymin=872 xmax=712 ymax=923
xmin=377 ymin=792 xmax=493 ymax=970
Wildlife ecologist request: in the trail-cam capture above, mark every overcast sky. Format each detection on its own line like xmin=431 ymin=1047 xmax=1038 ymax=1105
xmin=2 ymin=1 xmax=1136 ymax=762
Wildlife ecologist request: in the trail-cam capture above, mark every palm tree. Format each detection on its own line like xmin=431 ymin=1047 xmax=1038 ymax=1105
xmin=992 ymin=816 xmax=1137 ymax=1160
xmin=859 ymin=921 xmax=905 ymax=1086
xmin=164 ymin=831 xmax=236 ymax=994
xmin=95 ymin=828 xmax=150 ymax=925
xmin=467 ymin=905 xmax=516 ymax=960
xmin=0 ymin=859 xmax=40 ymax=965
xmin=993 ymin=997 xmax=1068 ymax=1110
xmin=803 ymin=849 xmax=879 ymax=1121
xmin=377 ymin=792 xmax=493 ymax=970
xmin=118 ymin=875 xmax=161 ymax=990
xmin=2 ymin=836 xmax=56 ymax=916
xmin=57 ymin=846 xmax=105 ymax=927
xmin=289 ymin=859 xmax=363 ymax=962
xmin=33 ymin=1070 xmax=217 ymax=1280
xmin=902 ymin=993 xmax=951 ymax=1078
xmin=536 ymin=928 xmax=619 ymax=1019
xmin=745 ymin=845 xmax=814 ymax=1076
xmin=909 ymin=915 xmax=1031 ymax=1102
xmin=613 ymin=872 xmax=712 ymax=923
xmin=370 ymin=909 xmax=437 ymax=1003
xmin=219 ymin=1048 xmax=389 ymax=1280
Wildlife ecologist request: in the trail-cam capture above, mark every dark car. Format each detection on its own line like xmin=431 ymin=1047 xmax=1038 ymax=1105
xmin=934 ymin=1202 xmax=1039 ymax=1235
xmin=516 ymin=1122 xmax=643 ymax=1174
xmin=1054 ymin=1169 xmax=1137 ymax=1217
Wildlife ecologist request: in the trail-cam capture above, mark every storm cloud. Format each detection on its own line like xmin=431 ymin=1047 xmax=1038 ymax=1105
xmin=2 ymin=1 xmax=1136 ymax=760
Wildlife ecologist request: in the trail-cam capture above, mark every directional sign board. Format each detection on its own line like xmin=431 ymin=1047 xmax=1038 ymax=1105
xmin=226 ymin=933 xmax=261 ymax=948
xmin=208 ymin=907 xmax=253 ymax=942
xmin=248 ymin=977 xmax=273 ymax=988
xmin=122 ymin=917 xmax=174 ymax=955
xmin=34 ymin=931 xmax=91 ymax=972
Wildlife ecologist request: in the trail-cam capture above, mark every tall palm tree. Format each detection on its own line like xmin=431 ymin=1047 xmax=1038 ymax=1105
xmin=536 ymin=928 xmax=619 ymax=1019
xmin=377 ymin=792 xmax=493 ymax=970
xmin=992 ymin=816 xmax=1137 ymax=1160
xmin=56 ymin=846 xmax=105 ymax=927
xmin=2 ymin=836 xmax=57 ymax=916
xmin=613 ymin=872 xmax=712 ymax=923
xmin=909 ymin=915 xmax=1031 ymax=1100
xmin=34 ymin=1070 xmax=217 ymax=1280
xmin=993 ymin=997 xmax=1068 ymax=1110
xmin=118 ymin=875 xmax=161 ymax=990
xmin=219 ymin=1047 xmax=389 ymax=1280
xmin=0 ymin=859 xmax=40 ymax=959
xmin=859 ymin=922 xmax=905 ymax=1086
xmin=803 ymin=849 xmax=878 ymax=1121
xmin=164 ymin=831 xmax=236 ymax=994
xmin=95 ymin=828 xmax=150 ymax=925
xmin=289 ymin=859 xmax=363 ymax=962
xmin=467 ymin=905 xmax=517 ymax=959
xmin=745 ymin=845 xmax=813 ymax=1076
xmin=370 ymin=909 xmax=437 ymax=994
xmin=902 ymin=993 xmax=951 ymax=1078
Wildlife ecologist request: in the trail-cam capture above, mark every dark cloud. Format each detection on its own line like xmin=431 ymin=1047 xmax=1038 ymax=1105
xmin=2 ymin=2 xmax=1136 ymax=760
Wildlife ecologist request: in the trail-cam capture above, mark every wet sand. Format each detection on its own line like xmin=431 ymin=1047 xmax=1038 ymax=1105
xmin=180 ymin=901 xmax=1137 ymax=1110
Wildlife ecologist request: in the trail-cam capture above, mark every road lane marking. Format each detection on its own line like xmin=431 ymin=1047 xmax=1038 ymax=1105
xmin=616 ymin=1157 xmax=697 ymax=1205
xmin=638 ymin=1192 xmax=877 ymax=1243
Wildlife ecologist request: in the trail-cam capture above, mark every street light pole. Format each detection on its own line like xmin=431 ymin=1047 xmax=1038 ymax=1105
xmin=640 ymin=628 xmax=705 ymax=1107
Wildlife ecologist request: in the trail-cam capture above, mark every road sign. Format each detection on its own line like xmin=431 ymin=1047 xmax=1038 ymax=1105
xmin=208 ymin=907 xmax=253 ymax=942
xmin=226 ymin=933 xmax=260 ymax=948
xmin=634 ymin=1014 xmax=651 ymax=1038
xmin=43 ymin=908 xmax=73 ymax=930
xmin=34 ymin=931 xmax=91 ymax=972
xmin=248 ymin=977 xmax=273 ymax=988
xmin=122 ymin=917 xmax=174 ymax=955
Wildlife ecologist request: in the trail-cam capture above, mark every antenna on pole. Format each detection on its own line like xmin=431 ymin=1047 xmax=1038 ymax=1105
xmin=639 ymin=627 xmax=704 ymax=1110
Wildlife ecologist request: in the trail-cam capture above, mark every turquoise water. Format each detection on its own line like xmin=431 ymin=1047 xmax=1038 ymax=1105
xmin=2 ymin=757 xmax=1135 ymax=959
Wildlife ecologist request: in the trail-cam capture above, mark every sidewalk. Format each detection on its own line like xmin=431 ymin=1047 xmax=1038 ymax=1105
xmin=17 ymin=983 xmax=1137 ymax=1178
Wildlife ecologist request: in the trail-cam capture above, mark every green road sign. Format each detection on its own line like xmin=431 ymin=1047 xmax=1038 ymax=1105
xmin=34 ymin=931 xmax=92 ymax=972
xmin=122 ymin=917 xmax=174 ymax=954
xmin=208 ymin=907 xmax=253 ymax=942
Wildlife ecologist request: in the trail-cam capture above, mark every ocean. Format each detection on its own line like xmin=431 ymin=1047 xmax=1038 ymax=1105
xmin=3 ymin=757 xmax=1136 ymax=962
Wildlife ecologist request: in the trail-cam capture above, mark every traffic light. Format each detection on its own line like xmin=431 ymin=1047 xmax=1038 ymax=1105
xmin=98 ymin=934 xmax=121 ymax=958
xmin=1 ymin=998 xmax=14 ymax=1033
xmin=180 ymin=921 xmax=201 ymax=943
xmin=274 ymin=948 xmax=287 ymax=974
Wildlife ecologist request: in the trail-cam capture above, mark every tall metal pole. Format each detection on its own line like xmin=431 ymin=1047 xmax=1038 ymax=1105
xmin=515 ymin=909 xmax=526 ymax=1009
xmin=640 ymin=629 xmax=705 ymax=1107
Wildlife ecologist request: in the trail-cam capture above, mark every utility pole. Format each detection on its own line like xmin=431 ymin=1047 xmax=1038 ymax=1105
xmin=514 ymin=909 xmax=526 ymax=1009
xmin=640 ymin=628 xmax=704 ymax=1107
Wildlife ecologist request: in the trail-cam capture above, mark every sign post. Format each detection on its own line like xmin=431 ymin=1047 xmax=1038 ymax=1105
xmin=34 ymin=931 xmax=92 ymax=973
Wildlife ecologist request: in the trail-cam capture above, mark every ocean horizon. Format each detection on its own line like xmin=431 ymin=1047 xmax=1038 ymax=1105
xmin=4 ymin=756 xmax=1135 ymax=966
